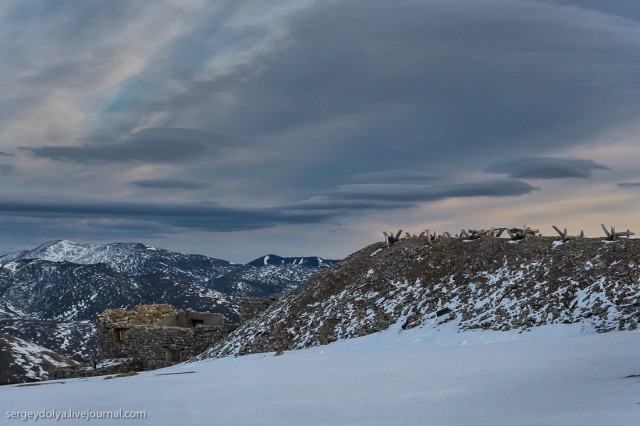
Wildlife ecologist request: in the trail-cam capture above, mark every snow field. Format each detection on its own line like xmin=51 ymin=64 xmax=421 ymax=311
xmin=1 ymin=324 xmax=639 ymax=425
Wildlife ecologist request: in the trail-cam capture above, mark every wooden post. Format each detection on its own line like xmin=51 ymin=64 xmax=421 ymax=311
xmin=552 ymin=225 xmax=569 ymax=241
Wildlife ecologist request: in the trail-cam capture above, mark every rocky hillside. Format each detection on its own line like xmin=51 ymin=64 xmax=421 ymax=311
xmin=0 ymin=333 xmax=79 ymax=385
xmin=200 ymin=236 xmax=640 ymax=358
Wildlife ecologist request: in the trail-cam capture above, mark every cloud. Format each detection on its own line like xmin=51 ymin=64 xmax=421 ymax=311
xmin=22 ymin=128 xmax=243 ymax=164
xmin=326 ymin=180 xmax=537 ymax=202
xmin=0 ymin=165 xmax=12 ymax=175
xmin=536 ymin=0 xmax=640 ymax=23
xmin=136 ymin=0 xmax=640 ymax=200
xmin=617 ymin=182 xmax=640 ymax=188
xmin=0 ymin=178 xmax=535 ymax=235
xmin=289 ymin=179 xmax=537 ymax=213
xmin=350 ymin=170 xmax=440 ymax=184
xmin=0 ymin=198 xmax=327 ymax=233
xmin=0 ymin=151 xmax=13 ymax=157
xmin=130 ymin=179 xmax=209 ymax=190
xmin=486 ymin=157 xmax=609 ymax=179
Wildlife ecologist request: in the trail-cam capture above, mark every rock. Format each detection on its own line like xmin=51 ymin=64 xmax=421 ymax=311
xmin=436 ymin=307 xmax=451 ymax=317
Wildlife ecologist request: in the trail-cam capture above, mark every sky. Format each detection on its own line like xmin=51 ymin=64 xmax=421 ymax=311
xmin=0 ymin=0 xmax=639 ymax=262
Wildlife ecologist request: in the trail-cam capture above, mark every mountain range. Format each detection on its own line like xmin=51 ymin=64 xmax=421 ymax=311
xmin=0 ymin=240 xmax=337 ymax=383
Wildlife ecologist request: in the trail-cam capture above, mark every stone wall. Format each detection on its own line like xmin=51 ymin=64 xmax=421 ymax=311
xmin=98 ymin=323 xmax=237 ymax=369
xmin=239 ymin=298 xmax=276 ymax=323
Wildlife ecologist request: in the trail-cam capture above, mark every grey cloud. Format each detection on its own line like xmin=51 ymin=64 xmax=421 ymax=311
xmin=350 ymin=171 xmax=440 ymax=184
xmin=486 ymin=157 xmax=609 ymax=179
xmin=0 ymin=178 xmax=535 ymax=234
xmin=289 ymin=179 xmax=537 ymax=213
xmin=130 ymin=179 xmax=210 ymax=190
xmin=0 ymin=199 xmax=328 ymax=233
xmin=0 ymin=151 xmax=13 ymax=156
xmin=0 ymin=165 xmax=12 ymax=175
xmin=617 ymin=182 xmax=640 ymax=188
xmin=325 ymin=180 xmax=537 ymax=203
xmin=0 ymin=216 xmax=173 ymax=242
xmin=158 ymin=0 xmax=640 ymax=197
xmin=537 ymin=0 xmax=640 ymax=23
xmin=22 ymin=128 xmax=242 ymax=164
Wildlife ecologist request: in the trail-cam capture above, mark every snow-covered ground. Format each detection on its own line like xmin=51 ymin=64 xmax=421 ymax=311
xmin=1 ymin=323 xmax=639 ymax=425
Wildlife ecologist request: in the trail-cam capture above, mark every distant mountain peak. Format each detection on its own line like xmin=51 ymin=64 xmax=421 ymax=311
xmin=23 ymin=240 xmax=94 ymax=263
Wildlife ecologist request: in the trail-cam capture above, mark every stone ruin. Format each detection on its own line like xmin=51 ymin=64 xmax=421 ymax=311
xmin=95 ymin=304 xmax=236 ymax=370
xmin=54 ymin=299 xmax=276 ymax=378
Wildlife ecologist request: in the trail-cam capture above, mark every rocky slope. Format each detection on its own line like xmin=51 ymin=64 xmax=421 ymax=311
xmin=0 ymin=333 xmax=79 ymax=385
xmin=200 ymin=236 xmax=640 ymax=358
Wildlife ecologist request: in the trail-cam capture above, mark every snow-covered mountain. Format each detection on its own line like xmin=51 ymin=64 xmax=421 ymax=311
xmin=0 ymin=259 xmax=234 ymax=322
xmin=0 ymin=240 xmax=328 ymax=299
xmin=1 ymin=240 xmax=235 ymax=283
xmin=201 ymin=236 xmax=640 ymax=358
xmin=0 ymin=240 xmax=336 ymax=381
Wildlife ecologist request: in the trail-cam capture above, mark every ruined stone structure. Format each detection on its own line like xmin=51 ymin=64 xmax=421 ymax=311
xmin=96 ymin=304 xmax=237 ymax=370
xmin=53 ymin=300 xmax=276 ymax=378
